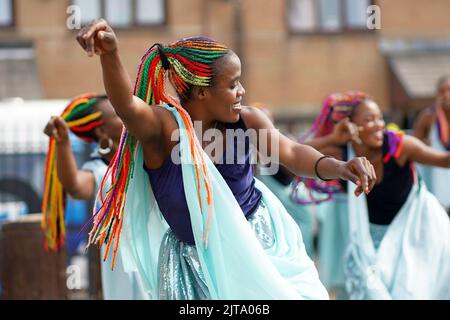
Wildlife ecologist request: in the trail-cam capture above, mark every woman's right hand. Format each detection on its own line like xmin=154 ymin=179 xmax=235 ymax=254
xmin=44 ymin=116 xmax=70 ymax=144
xmin=76 ymin=19 xmax=118 ymax=57
xmin=332 ymin=118 xmax=361 ymax=145
xmin=337 ymin=157 xmax=376 ymax=196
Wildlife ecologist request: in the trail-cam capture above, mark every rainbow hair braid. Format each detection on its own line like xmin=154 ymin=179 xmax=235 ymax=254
xmin=300 ymin=91 xmax=370 ymax=142
xmin=88 ymin=37 xmax=229 ymax=268
xmin=42 ymin=93 xmax=106 ymax=251
xmin=291 ymin=91 xmax=370 ymax=204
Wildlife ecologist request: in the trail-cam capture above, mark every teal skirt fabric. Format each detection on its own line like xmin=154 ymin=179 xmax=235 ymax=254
xmin=344 ymin=146 xmax=450 ymax=299
xmin=257 ymin=174 xmax=315 ymax=258
xmin=158 ymin=200 xmax=275 ymax=300
xmin=316 ymin=194 xmax=349 ymax=295
xmin=83 ymin=156 xmax=149 ymax=300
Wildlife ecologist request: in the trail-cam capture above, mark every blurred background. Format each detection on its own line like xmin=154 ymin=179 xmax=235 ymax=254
xmin=0 ymin=0 xmax=449 ymax=299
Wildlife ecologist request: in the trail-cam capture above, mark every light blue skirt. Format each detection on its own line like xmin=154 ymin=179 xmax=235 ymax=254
xmin=257 ymin=174 xmax=315 ymax=258
xmin=157 ymin=200 xmax=274 ymax=300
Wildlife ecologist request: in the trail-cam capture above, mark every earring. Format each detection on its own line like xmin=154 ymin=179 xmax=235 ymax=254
xmin=98 ymin=138 xmax=113 ymax=156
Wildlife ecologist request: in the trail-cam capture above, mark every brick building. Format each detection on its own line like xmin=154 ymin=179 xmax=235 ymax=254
xmin=1 ymin=0 xmax=450 ymax=128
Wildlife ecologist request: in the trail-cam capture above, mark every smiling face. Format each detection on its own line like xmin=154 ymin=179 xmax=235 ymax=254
xmin=351 ymin=99 xmax=385 ymax=148
xmin=203 ymin=52 xmax=246 ymax=123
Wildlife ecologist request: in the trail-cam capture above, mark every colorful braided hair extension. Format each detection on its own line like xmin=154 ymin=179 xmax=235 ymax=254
xmin=42 ymin=93 xmax=107 ymax=251
xmin=88 ymin=38 xmax=229 ymax=268
xmin=291 ymin=91 xmax=370 ymax=204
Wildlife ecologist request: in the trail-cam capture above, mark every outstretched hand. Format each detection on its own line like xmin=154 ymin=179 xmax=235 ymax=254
xmin=76 ymin=18 xmax=117 ymax=57
xmin=338 ymin=157 xmax=376 ymax=197
xmin=44 ymin=116 xmax=69 ymax=144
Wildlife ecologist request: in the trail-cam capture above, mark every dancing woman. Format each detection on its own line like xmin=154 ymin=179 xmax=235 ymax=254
xmin=304 ymin=91 xmax=450 ymax=299
xmin=43 ymin=94 xmax=148 ymax=299
xmin=75 ymin=19 xmax=375 ymax=299
xmin=414 ymin=75 xmax=450 ymax=210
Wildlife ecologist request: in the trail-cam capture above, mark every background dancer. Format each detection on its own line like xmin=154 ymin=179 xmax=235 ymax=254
xmin=43 ymin=93 xmax=148 ymax=299
xmin=303 ymin=91 xmax=450 ymax=299
xmin=413 ymin=75 xmax=450 ymax=211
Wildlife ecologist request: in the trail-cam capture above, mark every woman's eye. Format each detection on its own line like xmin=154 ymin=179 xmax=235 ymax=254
xmin=231 ymin=80 xmax=240 ymax=89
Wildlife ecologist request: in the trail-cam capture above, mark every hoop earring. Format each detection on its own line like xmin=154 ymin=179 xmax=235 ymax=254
xmin=98 ymin=138 xmax=113 ymax=156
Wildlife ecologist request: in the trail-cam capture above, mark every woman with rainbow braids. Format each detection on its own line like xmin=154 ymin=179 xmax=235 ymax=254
xmin=75 ymin=19 xmax=376 ymax=300
xmin=42 ymin=93 xmax=148 ymax=299
xmin=414 ymin=75 xmax=450 ymax=212
xmin=301 ymin=91 xmax=450 ymax=299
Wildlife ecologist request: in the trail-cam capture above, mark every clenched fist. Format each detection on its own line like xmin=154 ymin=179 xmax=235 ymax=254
xmin=76 ymin=18 xmax=118 ymax=57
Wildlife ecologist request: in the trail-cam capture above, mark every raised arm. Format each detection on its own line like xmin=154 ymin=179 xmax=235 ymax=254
xmin=305 ymin=118 xmax=361 ymax=150
xmin=412 ymin=108 xmax=434 ymax=144
xmin=76 ymin=19 xmax=163 ymax=143
xmin=399 ymin=135 xmax=450 ymax=168
xmin=44 ymin=116 xmax=95 ymax=200
xmin=241 ymin=106 xmax=376 ymax=196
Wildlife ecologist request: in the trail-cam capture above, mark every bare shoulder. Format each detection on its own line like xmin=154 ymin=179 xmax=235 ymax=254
xmin=402 ymin=134 xmax=423 ymax=150
xmin=239 ymin=105 xmax=274 ymax=130
xmin=396 ymin=133 xmax=424 ymax=164
xmin=402 ymin=133 xmax=416 ymax=147
xmin=152 ymin=104 xmax=179 ymax=133
xmin=239 ymin=105 xmax=260 ymax=120
xmin=152 ymin=104 xmax=177 ymax=120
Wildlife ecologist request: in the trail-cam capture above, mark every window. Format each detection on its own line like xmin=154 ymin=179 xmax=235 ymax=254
xmin=72 ymin=0 xmax=165 ymax=27
xmin=0 ymin=0 xmax=14 ymax=27
xmin=73 ymin=0 xmax=101 ymax=25
xmin=346 ymin=0 xmax=370 ymax=28
xmin=288 ymin=0 xmax=372 ymax=33
xmin=288 ymin=0 xmax=317 ymax=32
xmin=0 ymin=44 xmax=42 ymax=99
xmin=105 ymin=0 xmax=132 ymax=27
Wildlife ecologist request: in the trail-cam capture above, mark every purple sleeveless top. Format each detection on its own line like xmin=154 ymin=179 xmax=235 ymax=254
xmin=144 ymin=117 xmax=262 ymax=245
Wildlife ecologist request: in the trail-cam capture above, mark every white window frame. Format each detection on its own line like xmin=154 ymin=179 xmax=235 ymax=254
xmin=0 ymin=0 xmax=15 ymax=28
xmin=71 ymin=0 xmax=166 ymax=28
xmin=287 ymin=0 xmax=375 ymax=34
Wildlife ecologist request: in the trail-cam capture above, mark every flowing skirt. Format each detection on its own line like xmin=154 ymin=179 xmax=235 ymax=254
xmin=158 ymin=200 xmax=275 ymax=300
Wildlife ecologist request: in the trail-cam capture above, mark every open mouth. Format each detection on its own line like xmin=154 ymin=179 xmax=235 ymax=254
xmin=373 ymin=130 xmax=383 ymax=140
xmin=232 ymin=102 xmax=242 ymax=110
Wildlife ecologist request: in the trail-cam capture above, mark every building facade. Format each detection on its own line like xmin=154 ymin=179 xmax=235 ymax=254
xmin=1 ymin=0 xmax=450 ymax=127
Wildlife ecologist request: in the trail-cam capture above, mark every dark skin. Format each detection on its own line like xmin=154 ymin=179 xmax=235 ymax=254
xmin=43 ymin=99 xmax=123 ymax=199
xmin=251 ymin=104 xmax=295 ymax=180
xmin=76 ymin=19 xmax=377 ymax=196
xmin=307 ymin=99 xmax=450 ymax=186
xmin=413 ymin=77 xmax=450 ymax=144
